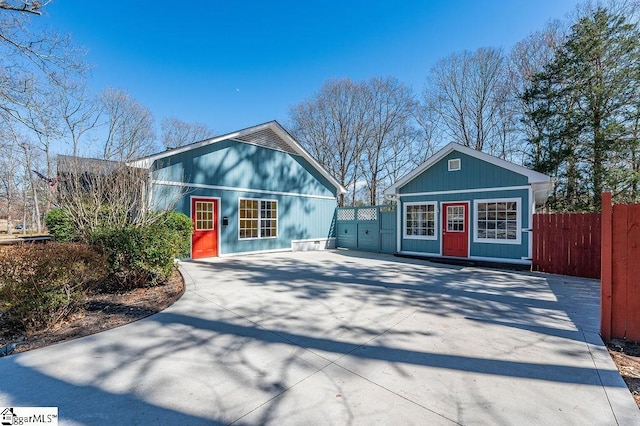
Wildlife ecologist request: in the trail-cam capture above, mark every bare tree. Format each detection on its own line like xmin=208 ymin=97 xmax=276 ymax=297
xmin=54 ymin=156 xmax=188 ymax=241
xmin=58 ymin=79 xmax=101 ymax=157
xmin=17 ymin=138 xmax=42 ymax=232
xmin=55 ymin=157 xmax=149 ymax=239
xmin=161 ymin=116 xmax=213 ymax=149
xmin=289 ymin=78 xmax=370 ymax=206
xmin=290 ymin=77 xmax=425 ymax=206
xmin=0 ymin=2 xmax=85 ymax=125
xmin=414 ymin=96 xmax=442 ymax=160
xmin=0 ymin=1 xmax=50 ymax=15
xmin=17 ymin=83 xmax=64 ymax=212
xmin=0 ymin=124 xmax=21 ymax=233
xmin=0 ymin=123 xmax=45 ymax=232
xmin=426 ymin=47 xmax=509 ymax=155
xmin=362 ymin=77 xmax=418 ymax=205
xmin=100 ymin=88 xmax=157 ymax=162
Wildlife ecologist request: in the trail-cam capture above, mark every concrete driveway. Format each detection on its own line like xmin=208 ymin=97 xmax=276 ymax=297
xmin=1 ymin=250 xmax=639 ymax=425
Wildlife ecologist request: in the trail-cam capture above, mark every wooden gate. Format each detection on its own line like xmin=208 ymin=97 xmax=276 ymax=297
xmin=601 ymin=192 xmax=640 ymax=341
xmin=336 ymin=205 xmax=396 ymax=253
xmin=532 ymin=213 xmax=601 ymax=278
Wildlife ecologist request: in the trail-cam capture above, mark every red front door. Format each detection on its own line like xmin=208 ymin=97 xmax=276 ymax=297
xmin=191 ymin=198 xmax=218 ymax=259
xmin=442 ymin=202 xmax=468 ymax=258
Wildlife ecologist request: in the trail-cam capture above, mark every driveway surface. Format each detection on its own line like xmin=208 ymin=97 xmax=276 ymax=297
xmin=1 ymin=250 xmax=639 ymax=425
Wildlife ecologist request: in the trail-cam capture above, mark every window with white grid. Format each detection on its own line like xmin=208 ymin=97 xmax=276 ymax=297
xmin=446 ymin=206 xmax=465 ymax=232
xmin=239 ymin=198 xmax=277 ymax=239
xmin=404 ymin=202 xmax=437 ymax=240
xmin=260 ymin=200 xmax=277 ymax=238
xmin=474 ymin=198 xmax=521 ymax=244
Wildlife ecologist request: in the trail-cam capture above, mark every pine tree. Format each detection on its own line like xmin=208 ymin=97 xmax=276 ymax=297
xmin=521 ymin=7 xmax=640 ymax=210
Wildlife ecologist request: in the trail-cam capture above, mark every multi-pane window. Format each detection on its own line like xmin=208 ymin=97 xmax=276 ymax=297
xmin=447 ymin=206 xmax=465 ymax=231
xmin=476 ymin=199 xmax=519 ymax=242
xmin=195 ymin=201 xmax=214 ymax=231
xmin=239 ymin=199 xmax=259 ymax=239
xmin=239 ymin=198 xmax=277 ymax=239
xmin=260 ymin=200 xmax=277 ymax=237
xmin=404 ymin=203 xmax=436 ymax=239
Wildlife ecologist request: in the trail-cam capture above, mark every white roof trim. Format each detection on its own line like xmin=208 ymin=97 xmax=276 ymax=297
xmin=129 ymin=121 xmax=346 ymax=195
xmin=384 ymin=143 xmax=551 ymax=195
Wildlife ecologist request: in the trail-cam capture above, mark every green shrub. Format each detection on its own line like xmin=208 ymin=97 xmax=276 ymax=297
xmin=156 ymin=211 xmax=193 ymax=258
xmin=0 ymin=243 xmax=108 ymax=333
xmin=45 ymin=209 xmax=78 ymax=242
xmin=91 ymin=212 xmax=192 ymax=290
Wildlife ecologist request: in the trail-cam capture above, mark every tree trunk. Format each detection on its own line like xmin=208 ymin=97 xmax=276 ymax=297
xmin=21 ymin=143 xmax=42 ymax=232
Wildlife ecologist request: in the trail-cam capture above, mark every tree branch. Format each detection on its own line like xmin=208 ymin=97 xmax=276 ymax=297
xmin=0 ymin=1 xmax=50 ymax=16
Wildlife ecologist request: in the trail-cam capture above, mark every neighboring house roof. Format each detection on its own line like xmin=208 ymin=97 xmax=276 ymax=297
xmin=129 ymin=121 xmax=347 ymax=195
xmin=384 ymin=142 xmax=553 ymax=204
xmin=57 ymin=155 xmax=124 ymax=175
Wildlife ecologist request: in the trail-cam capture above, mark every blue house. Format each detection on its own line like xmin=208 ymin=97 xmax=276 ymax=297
xmin=131 ymin=121 xmax=346 ymax=258
xmin=383 ymin=143 xmax=552 ymax=265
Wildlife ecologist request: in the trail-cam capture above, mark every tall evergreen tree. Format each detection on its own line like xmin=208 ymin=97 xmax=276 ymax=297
xmin=521 ymin=7 xmax=640 ymax=210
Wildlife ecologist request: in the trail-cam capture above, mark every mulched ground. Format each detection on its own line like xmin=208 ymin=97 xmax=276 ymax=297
xmin=607 ymin=340 xmax=640 ymax=409
xmin=0 ymin=271 xmax=184 ymax=355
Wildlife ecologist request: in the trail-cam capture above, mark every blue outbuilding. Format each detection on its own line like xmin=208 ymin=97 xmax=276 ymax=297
xmin=131 ymin=121 xmax=346 ymax=258
xmin=383 ymin=143 xmax=552 ymax=265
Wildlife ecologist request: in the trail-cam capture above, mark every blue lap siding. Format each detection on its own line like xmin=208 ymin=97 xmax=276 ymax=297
xmin=153 ymin=140 xmax=336 ymax=199
xmin=385 ymin=143 xmax=551 ymax=264
xmin=400 ymin=151 xmax=529 ymax=193
xmin=142 ymin=122 xmax=343 ymax=257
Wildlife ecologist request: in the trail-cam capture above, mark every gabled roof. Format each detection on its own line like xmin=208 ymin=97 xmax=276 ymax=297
xmin=130 ymin=121 xmax=346 ymax=194
xmin=384 ymin=142 xmax=551 ymax=196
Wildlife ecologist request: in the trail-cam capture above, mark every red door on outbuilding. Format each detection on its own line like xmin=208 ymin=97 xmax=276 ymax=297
xmin=442 ymin=202 xmax=468 ymax=258
xmin=191 ymin=198 xmax=219 ymax=259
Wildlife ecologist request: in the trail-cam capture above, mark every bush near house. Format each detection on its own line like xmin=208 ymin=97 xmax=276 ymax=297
xmin=0 ymin=211 xmax=191 ymax=335
xmin=0 ymin=243 xmax=108 ymax=333
xmin=45 ymin=208 xmax=79 ymax=242
xmin=156 ymin=210 xmax=193 ymax=259
xmin=46 ymin=206 xmax=192 ymax=290
xmin=89 ymin=212 xmax=193 ymax=291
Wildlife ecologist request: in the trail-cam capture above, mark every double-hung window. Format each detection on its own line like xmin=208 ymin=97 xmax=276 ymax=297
xmin=239 ymin=198 xmax=278 ymax=239
xmin=404 ymin=202 xmax=437 ymax=239
xmin=474 ymin=198 xmax=521 ymax=244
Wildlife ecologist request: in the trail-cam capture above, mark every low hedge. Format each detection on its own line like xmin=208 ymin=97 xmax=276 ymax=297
xmin=0 ymin=243 xmax=108 ymax=333
xmin=90 ymin=212 xmax=192 ymax=291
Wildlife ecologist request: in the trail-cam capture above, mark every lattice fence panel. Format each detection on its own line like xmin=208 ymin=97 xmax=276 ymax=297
xmin=337 ymin=209 xmax=355 ymax=221
xmin=357 ymin=208 xmax=378 ymax=221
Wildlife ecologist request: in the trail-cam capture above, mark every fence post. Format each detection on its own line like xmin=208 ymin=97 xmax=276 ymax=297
xmin=600 ymin=192 xmax=613 ymax=341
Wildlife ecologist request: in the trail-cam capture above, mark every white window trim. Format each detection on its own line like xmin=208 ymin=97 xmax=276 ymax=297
xmin=238 ymin=198 xmax=278 ymax=240
xmin=448 ymin=158 xmax=461 ymax=171
xmin=403 ymin=201 xmax=438 ymax=240
xmin=473 ymin=197 xmax=522 ymax=245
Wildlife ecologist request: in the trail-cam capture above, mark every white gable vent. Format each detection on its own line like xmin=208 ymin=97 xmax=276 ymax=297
xmin=448 ymin=158 xmax=461 ymax=171
xmin=236 ymin=128 xmax=298 ymax=154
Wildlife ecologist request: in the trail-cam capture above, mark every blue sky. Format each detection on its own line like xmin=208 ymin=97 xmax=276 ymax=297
xmin=42 ymin=1 xmax=582 ymax=136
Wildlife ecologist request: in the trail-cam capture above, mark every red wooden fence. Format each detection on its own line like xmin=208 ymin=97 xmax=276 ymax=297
xmin=601 ymin=192 xmax=640 ymax=341
xmin=532 ymin=212 xmax=601 ymax=278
